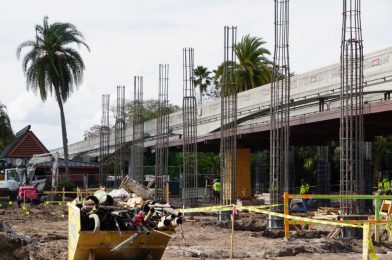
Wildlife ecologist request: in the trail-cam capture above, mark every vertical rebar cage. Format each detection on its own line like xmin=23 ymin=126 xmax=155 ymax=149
xmin=115 ymin=86 xmax=126 ymax=187
xmin=340 ymin=0 xmax=364 ymax=215
xmin=182 ymin=48 xmax=198 ymax=207
xmin=220 ymin=26 xmax=238 ymax=205
xmin=270 ymin=0 xmax=290 ymax=209
xmin=132 ymin=76 xmax=144 ymax=183
xmin=155 ymin=64 xmax=170 ymax=203
xmin=99 ymin=94 xmax=110 ymax=186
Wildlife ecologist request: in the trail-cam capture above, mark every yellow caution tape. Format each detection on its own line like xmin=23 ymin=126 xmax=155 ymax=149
xmin=250 ymin=208 xmax=361 ymax=228
xmin=177 ymin=205 xmax=233 ymax=213
xmin=386 ymin=223 xmax=392 ymax=239
xmin=368 ymin=235 xmax=377 ymax=260
xmin=177 ymin=204 xmax=280 ymax=214
xmin=8 ymin=201 xmax=13 ymax=205
xmin=24 ymin=211 xmax=30 ymax=216
xmin=364 ymin=223 xmax=377 ymax=260
xmin=44 ymin=201 xmax=49 ymax=206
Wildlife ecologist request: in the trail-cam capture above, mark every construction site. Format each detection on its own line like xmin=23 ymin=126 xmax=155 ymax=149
xmin=2 ymin=0 xmax=392 ymax=259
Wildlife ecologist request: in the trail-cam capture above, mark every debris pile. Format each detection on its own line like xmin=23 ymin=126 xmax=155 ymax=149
xmin=75 ymin=176 xmax=182 ymax=247
xmin=0 ymin=221 xmax=34 ymax=259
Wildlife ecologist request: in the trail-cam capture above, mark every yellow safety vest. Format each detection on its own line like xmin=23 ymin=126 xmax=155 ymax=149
xmin=213 ymin=182 xmax=221 ymax=192
xmin=300 ymin=184 xmax=310 ymax=194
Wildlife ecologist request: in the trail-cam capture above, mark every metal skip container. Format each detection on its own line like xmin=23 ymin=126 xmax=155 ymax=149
xmin=67 ymin=200 xmax=174 ymax=260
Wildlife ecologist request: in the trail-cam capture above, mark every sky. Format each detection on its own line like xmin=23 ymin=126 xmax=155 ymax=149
xmin=1 ymin=0 xmax=391 ymax=150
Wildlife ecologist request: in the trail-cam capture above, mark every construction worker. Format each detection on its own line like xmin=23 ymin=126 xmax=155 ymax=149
xmin=212 ymin=179 xmax=221 ymax=204
xmin=299 ymin=179 xmax=310 ymax=195
xmin=378 ymin=177 xmax=383 ymax=192
xmin=382 ymin=176 xmax=391 ymax=195
xmin=377 ymin=175 xmax=391 ymax=195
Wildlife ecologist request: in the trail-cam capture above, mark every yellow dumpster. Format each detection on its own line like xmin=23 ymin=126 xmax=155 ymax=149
xmin=68 ymin=201 xmax=174 ymax=260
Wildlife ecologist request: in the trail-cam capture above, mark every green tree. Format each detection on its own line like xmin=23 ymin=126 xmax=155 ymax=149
xmin=294 ymin=146 xmax=319 ymax=187
xmin=125 ymin=99 xmax=180 ymax=123
xmin=235 ymin=35 xmax=272 ymax=91
xmin=17 ymin=17 xmax=89 ymax=175
xmin=193 ymin=66 xmax=212 ymax=105
xmin=214 ymin=34 xmax=272 ymax=94
xmin=83 ymin=124 xmax=101 ymax=140
xmin=198 ymin=152 xmax=220 ymax=174
xmin=373 ymin=135 xmax=392 ymax=183
xmin=0 ymin=103 xmax=14 ymax=151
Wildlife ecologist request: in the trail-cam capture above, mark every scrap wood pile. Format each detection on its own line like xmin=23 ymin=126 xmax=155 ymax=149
xmin=312 ymin=207 xmax=340 ymax=220
xmin=75 ymin=176 xmax=182 ymax=247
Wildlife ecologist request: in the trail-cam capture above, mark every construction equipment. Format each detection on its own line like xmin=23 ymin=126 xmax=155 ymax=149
xmin=16 ymin=152 xmax=59 ymax=205
xmin=68 ymin=178 xmax=180 ymax=259
xmin=0 ymin=168 xmax=20 ymax=197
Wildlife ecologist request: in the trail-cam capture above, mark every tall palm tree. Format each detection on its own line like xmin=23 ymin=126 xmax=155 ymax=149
xmin=17 ymin=16 xmax=90 ymax=175
xmin=193 ymin=66 xmax=211 ymax=105
xmin=214 ymin=34 xmax=272 ymax=93
xmin=235 ymin=34 xmax=272 ymax=91
xmin=0 ymin=102 xmax=14 ymax=151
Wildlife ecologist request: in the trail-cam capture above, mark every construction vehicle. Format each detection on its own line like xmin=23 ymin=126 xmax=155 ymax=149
xmin=16 ymin=152 xmax=59 ymax=205
xmin=0 ymin=168 xmax=20 ymax=198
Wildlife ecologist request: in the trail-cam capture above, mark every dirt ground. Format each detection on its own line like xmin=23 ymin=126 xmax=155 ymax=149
xmin=1 ymin=203 xmax=392 ymax=259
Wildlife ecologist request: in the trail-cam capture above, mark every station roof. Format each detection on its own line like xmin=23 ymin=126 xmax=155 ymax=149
xmin=0 ymin=125 xmax=49 ymax=159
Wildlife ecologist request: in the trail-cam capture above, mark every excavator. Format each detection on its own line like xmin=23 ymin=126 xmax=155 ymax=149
xmin=16 ymin=152 xmax=59 ymax=205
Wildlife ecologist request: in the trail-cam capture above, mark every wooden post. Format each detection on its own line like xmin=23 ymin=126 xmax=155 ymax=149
xmin=230 ymin=204 xmax=235 ymax=260
xmin=362 ymin=223 xmax=370 ymax=260
xmin=284 ymin=192 xmax=289 ymax=238
xmin=62 ymin=187 xmax=65 ymax=204
xmin=166 ymin=182 xmax=170 ymax=203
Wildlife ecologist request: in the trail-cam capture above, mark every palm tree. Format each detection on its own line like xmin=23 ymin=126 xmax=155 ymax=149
xmin=17 ymin=16 xmax=90 ymax=175
xmin=193 ymin=66 xmax=212 ymax=105
xmin=214 ymin=34 xmax=272 ymax=93
xmin=0 ymin=102 xmax=14 ymax=151
xmin=235 ymin=34 xmax=272 ymax=91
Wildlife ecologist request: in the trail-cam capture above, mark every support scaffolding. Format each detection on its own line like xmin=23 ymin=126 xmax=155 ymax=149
xmin=220 ymin=26 xmax=237 ymax=205
xmin=340 ymin=0 xmax=365 ymax=215
xmin=131 ymin=76 xmax=144 ymax=183
xmin=270 ymin=0 xmax=291 ymax=210
xmin=155 ymin=64 xmax=169 ymax=203
xmin=115 ymin=86 xmax=126 ymax=187
xmin=99 ymin=94 xmax=110 ymax=186
xmin=182 ymin=48 xmax=198 ymax=207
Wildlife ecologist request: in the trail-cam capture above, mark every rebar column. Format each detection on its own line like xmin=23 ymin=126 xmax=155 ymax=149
xmin=115 ymin=86 xmax=126 ymax=187
xmin=220 ymin=26 xmax=237 ymax=205
xmin=131 ymin=76 xmax=144 ymax=183
xmin=340 ymin=0 xmax=364 ymax=215
xmin=99 ymin=94 xmax=110 ymax=186
xmin=317 ymin=146 xmax=331 ymax=206
xmin=155 ymin=64 xmax=169 ymax=203
xmin=270 ymin=0 xmax=290 ymax=213
xmin=182 ymin=48 xmax=198 ymax=207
